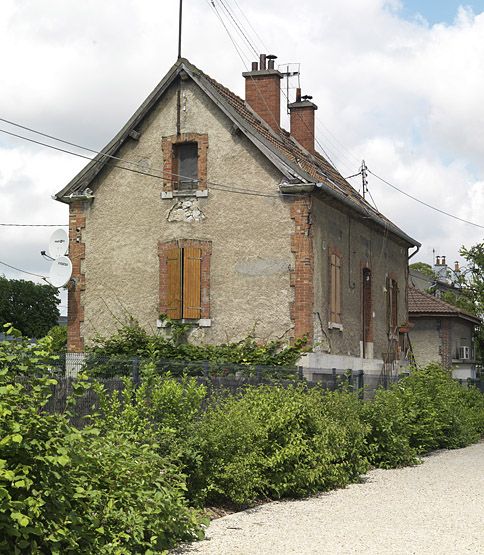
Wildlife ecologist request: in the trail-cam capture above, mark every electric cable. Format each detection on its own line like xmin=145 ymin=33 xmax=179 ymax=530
xmin=368 ymin=169 xmax=484 ymax=230
xmin=0 ymin=259 xmax=47 ymax=279
xmin=0 ymin=223 xmax=68 ymax=227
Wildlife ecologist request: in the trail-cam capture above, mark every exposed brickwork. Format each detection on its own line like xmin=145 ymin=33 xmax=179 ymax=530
xmin=158 ymin=239 xmax=212 ymax=319
xmin=244 ymin=73 xmax=282 ymax=132
xmin=67 ymin=200 xmax=86 ymax=352
xmin=161 ymin=133 xmax=209 ymax=192
xmin=289 ymin=197 xmax=314 ymax=342
xmin=289 ymin=105 xmax=316 ymax=153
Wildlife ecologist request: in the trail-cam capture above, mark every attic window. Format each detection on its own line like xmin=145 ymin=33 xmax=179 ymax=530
xmin=175 ymin=142 xmax=198 ymax=191
xmin=161 ymin=133 xmax=209 ymax=198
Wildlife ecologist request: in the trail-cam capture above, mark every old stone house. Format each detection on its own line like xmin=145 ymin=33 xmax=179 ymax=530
xmin=55 ymin=54 xmax=419 ymax=374
xmin=408 ymin=287 xmax=480 ymax=380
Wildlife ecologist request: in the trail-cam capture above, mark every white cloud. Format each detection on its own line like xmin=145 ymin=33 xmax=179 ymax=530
xmin=0 ymin=0 xmax=483 ymax=302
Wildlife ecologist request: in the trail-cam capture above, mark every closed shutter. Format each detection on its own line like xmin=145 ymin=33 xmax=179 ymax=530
xmin=334 ymin=255 xmax=342 ymax=324
xmin=166 ymin=247 xmax=182 ymax=319
xmin=329 ymin=253 xmax=342 ymax=324
xmin=183 ymin=247 xmax=202 ymax=319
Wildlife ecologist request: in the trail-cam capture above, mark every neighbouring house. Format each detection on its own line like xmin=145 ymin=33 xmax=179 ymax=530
xmin=408 ymin=286 xmax=480 ymax=380
xmin=410 ymin=255 xmax=464 ymax=298
xmin=54 ymin=54 xmax=419 ymax=376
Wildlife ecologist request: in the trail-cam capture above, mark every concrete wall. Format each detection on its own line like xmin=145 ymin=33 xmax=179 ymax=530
xmin=311 ymin=195 xmax=409 ymax=361
xmin=79 ymin=78 xmax=295 ymax=345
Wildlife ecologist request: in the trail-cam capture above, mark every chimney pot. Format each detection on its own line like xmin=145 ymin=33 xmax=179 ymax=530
xmin=436 ymin=256 xmax=441 ymax=265
xmin=455 ymin=261 xmax=460 ymax=272
xmin=251 ymin=61 xmax=258 ymax=71
xmin=259 ymin=54 xmax=266 ymax=70
xmin=267 ymin=54 xmax=277 ymax=70
xmin=442 ymin=255 xmax=446 ymax=265
xmin=295 ymin=87 xmax=301 ymax=102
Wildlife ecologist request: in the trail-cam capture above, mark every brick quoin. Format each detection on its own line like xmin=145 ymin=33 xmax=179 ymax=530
xmin=67 ymin=200 xmax=86 ymax=352
xmin=290 ymin=197 xmax=314 ymax=343
xmin=158 ymin=239 xmax=212 ymax=319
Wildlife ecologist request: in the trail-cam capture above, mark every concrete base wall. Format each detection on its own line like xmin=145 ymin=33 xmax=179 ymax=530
xmin=299 ymin=351 xmax=384 ymax=379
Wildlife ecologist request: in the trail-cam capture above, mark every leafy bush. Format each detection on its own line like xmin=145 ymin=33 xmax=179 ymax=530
xmin=363 ymin=364 xmax=484 ymax=468
xmin=0 ymin=337 xmax=205 ymax=553
xmin=85 ymin=321 xmax=306 ymax=378
xmin=187 ymin=385 xmax=369 ymax=506
xmin=45 ymin=325 xmax=67 ymax=353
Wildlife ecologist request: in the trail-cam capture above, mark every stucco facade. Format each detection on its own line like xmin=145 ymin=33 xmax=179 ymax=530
xmin=76 ymin=80 xmax=295 ymax=346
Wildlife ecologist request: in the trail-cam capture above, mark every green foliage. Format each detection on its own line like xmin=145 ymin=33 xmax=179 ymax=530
xmin=0 ymin=332 xmax=204 ymax=553
xmin=363 ymin=364 xmax=484 ymax=467
xmin=409 ymin=262 xmax=436 ymax=279
xmin=45 ymin=325 xmax=67 ymax=354
xmin=0 ymin=276 xmax=60 ymax=338
xmin=85 ymin=320 xmax=307 ymax=377
xmin=187 ymin=385 xmax=369 ymax=506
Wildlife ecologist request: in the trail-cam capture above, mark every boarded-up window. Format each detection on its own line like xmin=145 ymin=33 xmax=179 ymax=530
xmin=329 ymin=253 xmax=342 ymax=324
xmin=166 ymin=247 xmax=202 ymax=319
xmin=362 ymin=268 xmax=372 ymax=344
xmin=175 ymin=142 xmax=198 ymax=191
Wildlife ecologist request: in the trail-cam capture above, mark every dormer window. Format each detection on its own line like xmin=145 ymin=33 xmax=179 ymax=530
xmin=175 ymin=142 xmax=198 ymax=191
xmin=161 ymin=133 xmax=208 ymax=198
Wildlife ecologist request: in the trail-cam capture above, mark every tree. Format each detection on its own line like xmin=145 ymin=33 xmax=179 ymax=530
xmin=0 ymin=276 xmax=60 ymax=338
xmin=409 ymin=262 xmax=436 ymax=279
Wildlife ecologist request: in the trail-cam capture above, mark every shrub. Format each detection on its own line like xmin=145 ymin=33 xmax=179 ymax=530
xmin=398 ymin=364 xmax=481 ymax=452
xmin=187 ymin=384 xmax=368 ymax=506
xmin=0 ymin=341 xmax=205 ymax=553
xmin=363 ymin=387 xmax=419 ymax=468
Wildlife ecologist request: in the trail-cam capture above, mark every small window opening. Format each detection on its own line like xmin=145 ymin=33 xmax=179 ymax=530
xmin=175 ymin=142 xmax=198 ymax=191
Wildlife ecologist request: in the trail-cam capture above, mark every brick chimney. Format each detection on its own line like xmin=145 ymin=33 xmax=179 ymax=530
xmin=288 ymin=88 xmax=318 ymax=154
xmin=243 ymin=54 xmax=282 ymax=132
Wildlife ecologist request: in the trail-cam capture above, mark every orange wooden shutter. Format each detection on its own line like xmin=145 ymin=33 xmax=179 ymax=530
xmin=183 ymin=247 xmax=202 ymax=319
xmin=166 ymin=247 xmax=182 ymax=319
xmin=335 ymin=255 xmax=342 ymax=323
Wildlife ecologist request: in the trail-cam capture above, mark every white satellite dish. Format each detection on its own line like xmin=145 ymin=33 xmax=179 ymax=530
xmin=48 ymin=256 xmax=73 ymax=288
xmin=48 ymin=228 xmax=68 ymax=259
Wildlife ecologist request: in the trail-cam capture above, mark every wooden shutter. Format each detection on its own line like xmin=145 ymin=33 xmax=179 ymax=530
xmin=334 ymin=255 xmax=342 ymax=324
xmin=329 ymin=253 xmax=342 ymax=324
xmin=183 ymin=247 xmax=202 ymax=319
xmin=166 ymin=247 xmax=182 ymax=319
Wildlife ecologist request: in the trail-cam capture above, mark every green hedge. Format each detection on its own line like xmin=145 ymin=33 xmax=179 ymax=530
xmin=1 ymin=328 xmax=483 ymax=553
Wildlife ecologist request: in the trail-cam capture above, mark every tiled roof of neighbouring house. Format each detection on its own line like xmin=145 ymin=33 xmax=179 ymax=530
xmin=408 ymin=287 xmax=480 ymax=323
xmin=55 ymin=58 xmax=419 ymax=247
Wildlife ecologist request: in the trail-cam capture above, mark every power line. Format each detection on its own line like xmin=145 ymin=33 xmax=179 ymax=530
xmin=217 ymin=0 xmax=259 ymax=57
xmin=0 ymin=124 xmax=287 ymax=199
xmin=0 ymin=223 xmax=68 ymax=227
xmin=368 ymin=169 xmax=484 ymax=230
xmin=0 ymin=259 xmax=46 ymax=279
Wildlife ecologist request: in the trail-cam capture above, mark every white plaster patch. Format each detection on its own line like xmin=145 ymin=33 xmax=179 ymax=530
xmin=167 ymin=198 xmax=206 ymax=223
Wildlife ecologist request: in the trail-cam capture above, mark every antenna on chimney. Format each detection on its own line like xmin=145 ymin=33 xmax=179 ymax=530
xmin=278 ymin=62 xmax=301 ymax=114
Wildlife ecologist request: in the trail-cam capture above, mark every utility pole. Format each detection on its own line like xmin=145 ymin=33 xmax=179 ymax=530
xmin=178 ymin=0 xmax=183 ymax=59
xmin=361 ymin=160 xmax=368 ymax=199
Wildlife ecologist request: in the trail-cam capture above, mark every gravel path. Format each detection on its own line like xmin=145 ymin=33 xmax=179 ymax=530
xmin=175 ymin=442 xmax=484 ymax=555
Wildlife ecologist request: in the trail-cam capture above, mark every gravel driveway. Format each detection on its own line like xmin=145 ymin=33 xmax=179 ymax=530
xmin=175 ymin=441 xmax=484 ymax=555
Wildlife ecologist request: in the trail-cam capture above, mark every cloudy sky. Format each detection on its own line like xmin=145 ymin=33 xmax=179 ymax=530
xmin=1 ymin=0 xmax=483 ymax=314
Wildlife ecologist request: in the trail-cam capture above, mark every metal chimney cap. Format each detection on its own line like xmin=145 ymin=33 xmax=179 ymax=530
xmin=266 ymin=54 xmax=277 ymax=60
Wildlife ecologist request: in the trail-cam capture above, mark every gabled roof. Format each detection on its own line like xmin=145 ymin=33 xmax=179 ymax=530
xmin=408 ymin=287 xmax=480 ymax=324
xmin=55 ymin=58 xmax=419 ymax=247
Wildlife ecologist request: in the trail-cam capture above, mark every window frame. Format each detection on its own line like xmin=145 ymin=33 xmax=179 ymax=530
xmin=161 ymin=133 xmax=208 ymax=198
